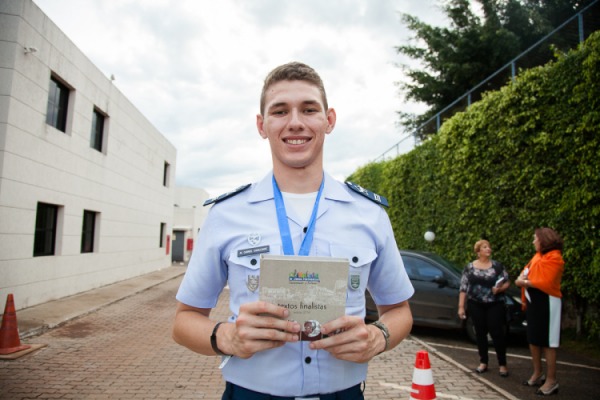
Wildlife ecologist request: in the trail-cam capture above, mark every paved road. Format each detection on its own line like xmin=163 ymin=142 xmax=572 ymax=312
xmin=411 ymin=326 xmax=600 ymax=400
xmin=1 ymin=270 xmax=511 ymax=400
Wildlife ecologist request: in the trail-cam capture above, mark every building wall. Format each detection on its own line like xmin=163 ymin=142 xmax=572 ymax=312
xmin=0 ymin=0 xmax=177 ymax=310
xmin=172 ymin=186 xmax=210 ymax=263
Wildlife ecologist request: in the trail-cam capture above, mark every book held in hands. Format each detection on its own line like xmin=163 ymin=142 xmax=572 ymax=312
xmin=495 ymin=276 xmax=507 ymax=287
xmin=259 ymin=254 xmax=349 ymax=341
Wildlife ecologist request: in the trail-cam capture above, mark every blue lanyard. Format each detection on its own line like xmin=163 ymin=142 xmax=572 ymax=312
xmin=272 ymin=175 xmax=324 ymax=256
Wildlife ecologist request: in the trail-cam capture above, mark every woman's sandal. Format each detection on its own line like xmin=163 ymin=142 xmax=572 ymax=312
xmin=523 ymin=374 xmax=546 ymax=387
xmin=536 ymin=382 xmax=559 ymax=396
xmin=475 ymin=365 xmax=488 ymax=374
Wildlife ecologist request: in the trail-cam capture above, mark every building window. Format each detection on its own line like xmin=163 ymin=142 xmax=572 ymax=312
xmin=46 ymin=75 xmax=70 ymax=132
xmin=90 ymin=108 xmax=106 ymax=152
xmin=81 ymin=210 xmax=98 ymax=253
xmin=160 ymin=223 xmax=166 ymax=247
xmin=163 ymin=162 xmax=170 ymax=187
xmin=34 ymin=203 xmax=59 ymax=257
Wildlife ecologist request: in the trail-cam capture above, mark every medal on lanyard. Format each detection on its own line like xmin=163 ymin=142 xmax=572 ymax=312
xmin=272 ymin=175 xmax=324 ymax=256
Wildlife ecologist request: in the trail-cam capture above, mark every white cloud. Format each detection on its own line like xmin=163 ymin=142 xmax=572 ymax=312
xmin=34 ymin=0 xmax=446 ymax=196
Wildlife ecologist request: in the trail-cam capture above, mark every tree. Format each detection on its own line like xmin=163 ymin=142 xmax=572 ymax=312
xmin=396 ymin=0 xmax=587 ymax=139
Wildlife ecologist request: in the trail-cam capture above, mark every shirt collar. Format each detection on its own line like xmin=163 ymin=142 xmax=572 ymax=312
xmin=247 ymin=171 xmax=354 ymax=205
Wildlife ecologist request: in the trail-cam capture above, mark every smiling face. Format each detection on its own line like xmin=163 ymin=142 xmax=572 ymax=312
xmin=257 ymin=80 xmax=336 ymax=181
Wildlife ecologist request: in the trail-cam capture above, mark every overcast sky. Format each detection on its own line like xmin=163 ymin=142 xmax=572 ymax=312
xmin=33 ymin=0 xmax=447 ymax=197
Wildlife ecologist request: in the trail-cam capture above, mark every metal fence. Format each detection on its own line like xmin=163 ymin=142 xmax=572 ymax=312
xmin=375 ymin=0 xmax=600 ymax=162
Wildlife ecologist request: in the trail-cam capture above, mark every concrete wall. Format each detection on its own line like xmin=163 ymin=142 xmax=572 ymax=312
xmin=172 ymin=186 xmax=210 ymax=263
xmin=0 ymin=0 xmax=177 ymax=310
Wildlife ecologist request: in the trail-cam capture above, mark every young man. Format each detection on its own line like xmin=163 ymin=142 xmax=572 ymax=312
xmin=172 ymin=62 xmax=414 ymax=399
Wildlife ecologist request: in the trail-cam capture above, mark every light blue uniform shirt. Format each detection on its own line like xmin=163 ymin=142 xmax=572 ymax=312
xmin=176 ymin=172 xmax=414 ymax=397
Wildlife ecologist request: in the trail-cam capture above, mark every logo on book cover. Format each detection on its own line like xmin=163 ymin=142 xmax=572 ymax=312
xmin=289 ymin=269 xmax=320 ymax=283
xmin=301 ymin=320 xmax=323 ymax=341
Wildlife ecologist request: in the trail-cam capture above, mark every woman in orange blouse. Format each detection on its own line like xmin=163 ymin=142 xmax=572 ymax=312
xmin=515 ymin=228 xmax=564 ymax=396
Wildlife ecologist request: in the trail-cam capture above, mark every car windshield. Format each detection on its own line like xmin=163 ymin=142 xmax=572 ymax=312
xmin=415 ymin=252 xmax=463 ymax=275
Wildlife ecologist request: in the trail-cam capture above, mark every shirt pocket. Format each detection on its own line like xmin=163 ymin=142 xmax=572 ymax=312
xmin=227 ymin=245 xmax=281 ymax=302
xmin=330 ymin=245 xmax=377 ymax=309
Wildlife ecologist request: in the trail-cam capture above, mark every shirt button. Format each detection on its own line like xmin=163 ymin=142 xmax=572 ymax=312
xmin=352 ymin=256 xmax=359 ymax=263
xmin=250 ymin=259 xmax=257 ymax=265
xmin=304 ymin=356 xmax=312 ymax=364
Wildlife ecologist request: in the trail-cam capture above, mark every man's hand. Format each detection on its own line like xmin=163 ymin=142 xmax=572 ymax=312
xmin=308 ymin=301 xmax=412 ymax=363
xmin=221 ymin=301 xmax=301 ymax=359
xmin=307 ymin=315 xmax=382 ymax=363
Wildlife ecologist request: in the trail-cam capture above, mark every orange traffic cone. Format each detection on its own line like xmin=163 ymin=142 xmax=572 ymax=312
xmin=409 ymin=350 xmax=436 ymax=400
xmin=0 ymin=294 xmax=31 ymax=355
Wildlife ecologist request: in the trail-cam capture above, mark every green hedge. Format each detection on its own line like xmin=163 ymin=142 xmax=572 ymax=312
xmin=348 ymin=31 xmax=600 ymax=338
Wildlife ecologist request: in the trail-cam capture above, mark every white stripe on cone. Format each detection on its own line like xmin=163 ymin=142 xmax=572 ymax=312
xmin=412 ymin=368 xmax=434 ymax=384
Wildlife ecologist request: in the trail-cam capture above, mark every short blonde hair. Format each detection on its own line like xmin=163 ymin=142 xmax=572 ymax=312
xmin=474 ymin=240 xmax=490 ymax=253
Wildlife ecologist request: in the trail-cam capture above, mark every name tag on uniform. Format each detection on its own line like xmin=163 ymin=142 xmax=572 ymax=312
xmin=237 ymin=245 xmax=270 ymax=257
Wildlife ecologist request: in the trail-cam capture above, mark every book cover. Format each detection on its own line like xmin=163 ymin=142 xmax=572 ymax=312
xmin=495 ymin=276 xmax=507 ymax=287
xmin=259 ymin=254 xmax=349 ymax=341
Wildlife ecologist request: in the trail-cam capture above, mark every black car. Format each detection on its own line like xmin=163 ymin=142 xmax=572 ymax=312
xmin=366 ymin=250 xmax=526 ymax=342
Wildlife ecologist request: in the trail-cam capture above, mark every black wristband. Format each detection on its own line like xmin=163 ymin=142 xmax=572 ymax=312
xmin=210 ymin=322 xmax=231 ymax=356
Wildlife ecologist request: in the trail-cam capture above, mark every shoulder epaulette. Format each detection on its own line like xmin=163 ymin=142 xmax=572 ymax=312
xmin=345 ymin=181 xmax=389 ymax=207
xmin=203 ymin=183 xmax=252 ymax=206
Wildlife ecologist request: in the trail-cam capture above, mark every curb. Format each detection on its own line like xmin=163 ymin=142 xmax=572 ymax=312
xmin=18 ymin=266 xmax=186 ymax=339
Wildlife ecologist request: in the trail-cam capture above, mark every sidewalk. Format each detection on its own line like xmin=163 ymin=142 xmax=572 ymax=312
xmin=15 ymin=263 xmax=187 ymax=339
xmin=6 ymin=264 xmax=515 ymax=400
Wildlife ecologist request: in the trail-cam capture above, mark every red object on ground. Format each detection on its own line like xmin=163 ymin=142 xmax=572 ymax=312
xmin=0 ymin=294 xmax=31 ymax=355
xmin=410 ymin=350 xmax=436 ymax=400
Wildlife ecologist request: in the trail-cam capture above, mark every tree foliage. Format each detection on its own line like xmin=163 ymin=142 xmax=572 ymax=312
xmin=349 ymin=32 xmax=600 ymax=339
xmin=395 ymin=0 xmax=588 ymax=138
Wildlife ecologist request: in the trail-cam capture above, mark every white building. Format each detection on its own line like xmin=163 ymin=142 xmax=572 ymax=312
xmin=172 ymin=186 xmax=210 ymax=264
xmin=0 ymin=0 xmax=180 ymax=310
